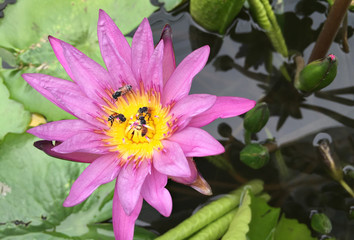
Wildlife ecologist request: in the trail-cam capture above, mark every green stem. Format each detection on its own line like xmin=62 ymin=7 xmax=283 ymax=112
xmin=155 ymin=180 xmax=264 ymax=240
xmin=308 ymin=0 xmax=351 ymax=63
xmin=339 ymin=179 xmax=354 ymax=198
xmin=244 ymin=130 xmax=252 ymax=145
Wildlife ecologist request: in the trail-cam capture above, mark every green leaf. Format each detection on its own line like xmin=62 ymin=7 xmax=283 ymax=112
xmin=0 ymin=47 xmax=16 ymax=67
xmin=0 ymin=69 xmax=75 ymax=122
xmin=0 ymin=78 xmax=30 ymax=140
xmin=274 ymin=214 xmax=316 ymax=240
xmin=190 ymin=0 xmax=245 ymax=34
xmin=222 ymin=189 xmax=252 ymax=240
xmin=0 ymin=133 xmax=114 ymax=239
xmin=247 ymin=193 xmax=281 ymax=240
xmin=158 ymin=0 xmax=186 ymax=11
xmin=0 ymin=0 xmax=157 ymax=122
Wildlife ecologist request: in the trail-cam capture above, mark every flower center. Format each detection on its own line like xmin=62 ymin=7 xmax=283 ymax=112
xmin=101 ymin=86 xmax=174 ymax=165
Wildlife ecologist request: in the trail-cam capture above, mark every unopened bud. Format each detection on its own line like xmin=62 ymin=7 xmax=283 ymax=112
xmin=243 ymin=102 xmax=270 ymax=133
xmin=295 ymin=54 xmax=337 ymax=92
xmin=240 ymin=143 xmax=269 ymax=169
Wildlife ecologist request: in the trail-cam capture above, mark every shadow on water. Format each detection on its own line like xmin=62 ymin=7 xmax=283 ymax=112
xmin=146 ymin=1 xmax=354 ymax=239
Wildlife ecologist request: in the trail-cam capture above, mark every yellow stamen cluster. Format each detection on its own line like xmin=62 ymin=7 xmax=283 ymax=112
xmin=101 ymin=86 xmax=173 ymax=165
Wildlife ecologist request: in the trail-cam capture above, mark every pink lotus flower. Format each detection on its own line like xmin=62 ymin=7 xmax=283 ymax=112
xmin=23 ymin=10 xmax=255 ymax=240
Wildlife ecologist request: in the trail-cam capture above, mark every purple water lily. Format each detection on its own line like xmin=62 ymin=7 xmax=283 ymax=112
xmin=23 ymin=10 xmax=255 ymax=240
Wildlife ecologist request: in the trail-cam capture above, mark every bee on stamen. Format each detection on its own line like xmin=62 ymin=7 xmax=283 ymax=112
xmin=138 ymin=106 xmax=151 ymax=120
xmin=112 ymin=85 xmax=132 ymax=100
xmin=108 ymin=113 xmax=126 ymax=126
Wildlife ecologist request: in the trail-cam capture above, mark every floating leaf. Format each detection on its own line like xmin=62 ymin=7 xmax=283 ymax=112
xmin=247 ymin=192 xmax=281 ymax=240
xmin=274 ymin=214 xmax=316 ymax=240
xmin=0 ymin=78 xmax=30 ymax=140
xmin=158 ymin=0 xmax=186 ymax=11
xmin=0 ymin=133 xmax=113 ymax=238
xmin=0 ymin=0 xmax=157 ymax=122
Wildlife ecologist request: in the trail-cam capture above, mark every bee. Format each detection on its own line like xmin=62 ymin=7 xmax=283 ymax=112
xmin=141 ymin=125 xmax=148 ymax=137
xmin=138 ymin=115 xmax=146 ymax=125
xmin=127 ymin=119 xmax=150 ymax=137
xmin=138 ymin=106 xmax=151 ymax=119
xmin=108 ymin=113 xmax=126 ymax=126
xmin=112 ymin=85 xmax=132 ymax=100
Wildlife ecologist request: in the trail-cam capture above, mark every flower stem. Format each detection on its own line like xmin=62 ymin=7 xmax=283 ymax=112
xmin=339 ymin=179 xmax=354 ymax=198
xmin=308 ymin=0 xmax=351 ymax=63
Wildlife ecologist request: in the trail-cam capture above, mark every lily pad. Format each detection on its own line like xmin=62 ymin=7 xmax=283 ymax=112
xmin=0 ymin=0 xmax=157 ymax=121
xmin=0 ymin=133 xmax=114 ymax=239
xmin=158 ymin=0 xmax=186 ymax=11
xmin=247 ymin=192 xmax=281 ymax=240
xmin=0 ymin=78 xmax=30 ymax=140
xmin=274 ymin=214 xmax=316 ymax=240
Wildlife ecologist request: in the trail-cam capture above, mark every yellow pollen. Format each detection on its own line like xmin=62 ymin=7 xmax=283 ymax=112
xmin=101 ymin=87 xmax=173 ymax=165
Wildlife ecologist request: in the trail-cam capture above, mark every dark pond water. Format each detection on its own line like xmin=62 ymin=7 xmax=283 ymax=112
xmin=140 ymin=1 xmax=354 ymax=239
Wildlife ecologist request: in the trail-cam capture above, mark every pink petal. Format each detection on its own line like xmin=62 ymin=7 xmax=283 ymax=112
xmin=27 ymin=119 xmax=92 ymax=141
xmin=63 ymin=153 xmax=120 ymax=207
xmin=48 ymin=36 xmax=75 ymax=81
xmin=162 ymin=46 xmax=210 ymax=105
xmin=153 ymin=140 xmax=191 ymax=178
xmin=47 ymin=86 xmax=107 ymax=128
xmin=113 ymin=184 xmax=142 ymax=240
xmin=171 ymin=158 xmax=212 ymax=196
xmin=169 ymin=127 xmax=224 ymax=157
xmin=189 ymin=173 xmax=212 ymax=196
xmin=169 ymin=94 xmax=216 ymax=130
xmin=171 ymin=157 xmax=197 ymax=184
xmin=34 ymin=140 xmax=101 ymax=163
xmin=141 ymin=167 xmax=172 ymax=217
xmin=97 ymin=11 xmax=138 ymax=89
xmin=49 ymin=36 xmax=113 ymax=102
xmin=117 ymin=161 xmax=150 ymax=215
xmin=159 ymin=24 xmax=176 ymax=85
xmin=141 ymin=40 xmax=164 ymax=91
xmin=52 ymin=132 xmax=107 ymax=154
xmin=189 ymin=96 xmax=256 ymax=127
xmin=22 ymin=73 xmax=81 ymax=114
xmin=97 ymin=9 xmax=131 ymax=67
xmin=131 ymin=18 xmax=154 ymax=82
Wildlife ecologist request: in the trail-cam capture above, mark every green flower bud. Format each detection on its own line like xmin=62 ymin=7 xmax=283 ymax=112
xmin=243 ymin=102 xmax=270 ymax=133
xmin=240 ymin=143 xmax=269 ymax=169
xmin=295 ymin=54 xmax=337 ymax=92
xmin=311 ymin=213 xmax=332 ymax=234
